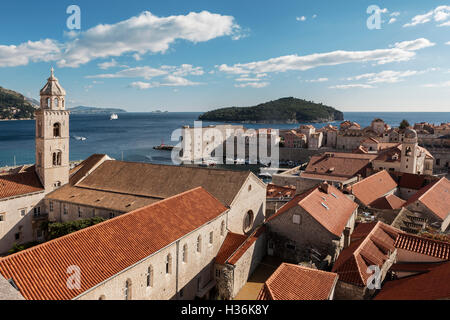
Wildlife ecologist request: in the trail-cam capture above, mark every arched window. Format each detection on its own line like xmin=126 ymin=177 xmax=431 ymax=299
xmin=54 ymin=98 xmax=59 ymax=109
xmin=52 ymin=151 xmax=62 ymax=166
xmin=220 ymin=220 xmax=225 ymax=236
xmin=166 ymin=254 xmax=172 ymax=274
xmin=197 ymin=235 xmax=202 ymax=253
xmin=146 ymin=266 xmax=153 ymax=287
xmin=405 ymin=146 xmax=412 ymax=156
xmin=124 ymin=279 xmax=132 ymax=300
xmin=243 ymin=210 xmax=254 ymax=233
xmin=53 ymin=123 xmax=61 ymax=137
xmin=182 ymin=244 xmax=188 ymax=263
xmin=46 ymin=98 xmax=51 ymax=108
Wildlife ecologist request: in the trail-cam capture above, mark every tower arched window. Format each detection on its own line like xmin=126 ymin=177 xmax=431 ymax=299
xmin=53 ymin=151 xmax=62 ymax=166
xmin=166 ymin=254 xmax=172 ymax=274
xmin=46 ymin=98 xmax=50 ymax=108
xmin=405 ymin=146 xmax=412 ymax=156
xmin=53 ymin=123 xmax=61 ymax=137
xmin=54 ymin=98 xmax=59 ymax=109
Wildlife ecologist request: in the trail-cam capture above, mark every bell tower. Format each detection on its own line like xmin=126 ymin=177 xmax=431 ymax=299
xmin=400 ymin=128 xmax=418 ymax=174
xmin=35 ymin=68 xmax=70 ymax=191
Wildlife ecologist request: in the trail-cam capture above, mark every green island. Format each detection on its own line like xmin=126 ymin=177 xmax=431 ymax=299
xmin=0 ymin=86 xmax=37 ymax=120
xmin=198 ymin=97 xmax=344 ymax=123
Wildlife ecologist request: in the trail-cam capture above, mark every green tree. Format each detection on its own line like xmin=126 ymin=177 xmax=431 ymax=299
xmin=399 ymin=119 xmax=410 ymax=129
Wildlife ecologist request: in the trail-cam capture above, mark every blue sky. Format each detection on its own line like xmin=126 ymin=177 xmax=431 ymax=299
xmin=0 ymin=0 xmax=449 ymax=112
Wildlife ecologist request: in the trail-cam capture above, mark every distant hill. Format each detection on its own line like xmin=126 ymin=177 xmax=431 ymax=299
xmin=0 ymin=86 xmax=37 ymax=120
xmin=68 ymin=106 xmax=127 ymax=114
xmin=198 ymin=97 xmax=344 ymax=123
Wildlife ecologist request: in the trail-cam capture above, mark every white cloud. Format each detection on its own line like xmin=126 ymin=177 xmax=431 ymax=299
xmin=346 ymin=68 xmax=436 ymax=84
xmin=305 ymin=77 xmax=328 ymax=82
xmin=390 ymin=12 xmax=400 ymax=17
xmin=446 ymin=41 xmax=450 ymax=45
xmin=0 ymin=39 xmax=60 ymax=67
xmin=87 ymin=66 xmax=168 ymax=79
xmin=423 ymin=81 xmax=450 ymax=88
xmin=329 ymin=84 xmax=375 ymax=89
xmin=380 ymin=8 xmax=388 ymax=14
xmin=164 ymin=64 xmax=204 ymax=76
xmin=403 ymin=5 xmax=450 ymax=27
xmin=217 ymin=38 xmax=434 ymax=76
xmin=98 ymin=59 xmax=118 ymax=69
xmin=312 ymin=14 xmax=317 ymax=19
xmin=388 ymin=18 xmax=397 ymax=24
xmin=129 ymin=75 xmax=202 ymax=89
xmin=393 ymin=38 xmax=435 ymax=51
xmin=296 ymin=16 xmax=306 ymax=21
xmin=235 ymin=82 xmax=269 ymax=88
xmin=439 ymin=21 xmax=450 ymax=27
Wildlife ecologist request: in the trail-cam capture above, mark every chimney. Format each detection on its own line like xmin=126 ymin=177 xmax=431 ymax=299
xmin=320 ymin=182 xmax=330 ymax=194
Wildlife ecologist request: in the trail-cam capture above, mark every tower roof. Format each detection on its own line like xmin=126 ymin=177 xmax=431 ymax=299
xmin=40 ymin=68 xmax=66 ymax=96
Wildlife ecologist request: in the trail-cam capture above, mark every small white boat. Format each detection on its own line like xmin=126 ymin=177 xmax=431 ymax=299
xmin=110 ymin=113 xmax=118 ymax=120
xmin=72 ymin=135 xmax=87 ymax=141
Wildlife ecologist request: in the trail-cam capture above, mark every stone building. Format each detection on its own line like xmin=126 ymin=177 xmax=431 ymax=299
xmin=266 ymin=184 xmax=296 ymax=217
xmin=46 ymin=160 xmax=266 ymax=236
xmin=0 ymin=188 xmax=231 ymax=300
xmin=214 ymin=227 xmax=266 ymax=300
xmin=266 ymin=183 xmax=358 ymax=265
xmin=0 ymin=69 xmax=69 ymax=254
xmin=332 ymin=221 xmax=400 ymax=300
xmin=403 ymin=177 xmax=450 ymax=232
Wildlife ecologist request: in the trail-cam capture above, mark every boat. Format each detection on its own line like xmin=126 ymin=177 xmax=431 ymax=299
xmin=110 ymin=113 xmax=118 ymax=120
xmin=72 ymin=135 xmax=87 ymax=141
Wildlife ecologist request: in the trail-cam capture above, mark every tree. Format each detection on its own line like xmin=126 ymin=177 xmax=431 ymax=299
xmin=399 ymin=119 xmax=410 ymax=129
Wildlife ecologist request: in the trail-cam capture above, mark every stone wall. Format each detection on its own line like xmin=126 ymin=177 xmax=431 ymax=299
xmin=0 ymin=192 xmax=46 ymax=254
xmin=78 ymin=211 xmax=228 ymax=300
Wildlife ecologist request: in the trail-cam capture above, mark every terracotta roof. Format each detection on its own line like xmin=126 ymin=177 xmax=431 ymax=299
xmin=75 ymin=160 xmax=251 ymax=206
xmin=268 ymin=183 xmax=358 ymax=237
xmin=390 ymin=261 xmax=446 ymax=273
xmin=303 ymin=152 xmax=376 ymax=180
xmin=394 ymin=233 xmax=450 ymax=260
xmin=332 ymin=221 xmax=401 ymax=286
xmin=0 ymin=166 xmax=44 ymax=200
xmin=227 ymin=227 xmax=265 ymax=265
xmin=351 ymin=170 xmax=398 ymax=207
xmin=300 ymin=172 xmax=350 ymax=182
xmin=404 ymin=177 xmax=450 ymax=221
xmin=215 ymin=232 xmax=247 ymax=265
xmin=398 ymin=173 xmax=430 ymax=190
xmin=370 ymin=194 xmax=406 ymax=210
xmin=46 ymin=184 xmax=161 ymax=212
xmin=374 ymin=261 xmax=450 ymax=300
xmin=0 ymin=187 xmax=227 ymax=300
xmin=69 ymin=154 xmax=108 ymax=185
xmin=266 ymin=184 xmax=296 ymax=198
xmin=257 ymin=263 xmax=338 ymax=300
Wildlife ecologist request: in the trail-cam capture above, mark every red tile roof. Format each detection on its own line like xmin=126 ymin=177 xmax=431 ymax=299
xmin=268 ymin=183 xmax=358 ymax=237
xmin=257 ymin=263 xmax=338 ymax=300
xmin=404 ymin=177 xmax=450 ymax=221
xmin=69 ymin=154 xmax=107 ymax=185
xmin=394 ymin=233 xmax=450 ymax=260
xmin=303 ymin=152 xmax=376 ymax=181
xmin=390 ymin=261 xmax=446 ymax=273
xmin=375 ymin=261 xmax=450 ymax=300
xmin=370 ymin=194 xmax=406 ymax=210
xmin=215 ymin=232 xmax=248 ymax=265
xmin=398 ymin=173 xmax=429 ymax=190
xmin=266 ymin=184 xmax=296 ymax=198
xmin=332 ymin=222 xmax=401 ymax=286
xmin=0 ymin=187 xmax=227 ymax=300
xmin=0 ymin=166 xmax=44 ymax=200
xmin=227 ymin=227 xmax=265 ymax=265
xmin=351 ymin=170 xmax=398 ymax=207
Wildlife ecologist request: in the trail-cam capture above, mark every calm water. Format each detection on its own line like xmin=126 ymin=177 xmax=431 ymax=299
xmin=0 ymin=112 xmax=449 ymax=167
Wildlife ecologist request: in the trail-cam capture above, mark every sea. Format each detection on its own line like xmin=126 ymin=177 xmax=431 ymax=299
xmin=0 ymin=112 xmax=449 ymax=167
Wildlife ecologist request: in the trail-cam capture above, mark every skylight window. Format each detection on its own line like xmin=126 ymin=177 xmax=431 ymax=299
xmin=331 ymin=192 xmax=338 ymax=199
xmin=321 ymin=202 xmax=329 ymax=210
